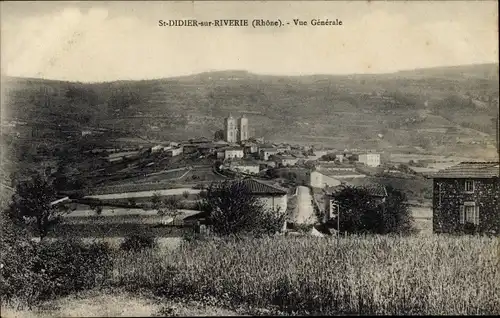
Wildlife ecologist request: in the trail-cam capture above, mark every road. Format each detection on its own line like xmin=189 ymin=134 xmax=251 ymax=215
xmin=294 ymin=186 xmax=317 ymax=225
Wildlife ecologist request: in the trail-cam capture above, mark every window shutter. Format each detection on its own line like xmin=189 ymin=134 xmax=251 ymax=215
xmin=475 ymin=206 xmax=480 ymax=225
xmin=459 ymin=205 xmax=465 ymax=224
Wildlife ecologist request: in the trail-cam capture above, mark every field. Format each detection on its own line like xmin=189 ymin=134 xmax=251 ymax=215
xmin=107 ymin=235 xmax=500 ymax=315
xmin=5 ymin=234 xmax=499 ymax=316
xmin=85 ymin=188 xmax=201 ymax=200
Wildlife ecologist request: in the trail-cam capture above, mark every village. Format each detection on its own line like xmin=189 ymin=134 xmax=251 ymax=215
xmin=3 ymin=112 xmax=495 ymax=240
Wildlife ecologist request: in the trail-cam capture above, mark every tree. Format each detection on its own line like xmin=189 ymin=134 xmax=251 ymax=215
xmin=214 ymin=129 xmax=225 ymax=141
xmin=152 ymin=193 xmax=182 ymax=225
xmin=320 ymin=154 xmax=337 ymax=161
xmin=89 ymin=201 xmax=103 ymax=215
xmin=332 ymin=185 xmax=414 ymax=234
xmin=381 ymin=186 xmax=414 ymax=234
xmin=332 ymin=186 xmax=382 ymax=234
xmin=127 ymin=198 xmax=137 ymax=207
xmin=9 ymin=173 xmax=66 ymax=240
xmin=200 ymin=181 xmax=286 ymax=236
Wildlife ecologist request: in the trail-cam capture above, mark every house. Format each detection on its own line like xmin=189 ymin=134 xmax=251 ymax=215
xmin=307 ymin=170 xmax=342 ymax=189
xmin=197 ymin=143 xmax=218 ymax=155
xmin=214 ymin=140 xmax=229 ymax=147
xmin=260 ymin=148 xmax=279 ymax=161
xmin=151 ymin=145 xmax=164 ymax=153
xmin=324 ymin=184 xmax=388 ymax=222
xmin=310 ymin=163 xmax=365 ymax=183
xmin=276 ymin=144 xmax=291 ymax=153
xmin=429 ymin=162 xmax=499 ymax=234
xmin=358 ymin=153 xmax=381 ymax=167
xmin=216 ymin=148 xmax=227 ymax=159
xmin=182 ymin=178 xmax=288 ymax=228
xmin=316 ymin=162 xmax=356 ymax=172
xmin=312 ymin=150 xmax=329 ymax=158
xmin=228 ymin=160 xmax=260 ymax=175
xmin=224 ymin=147 xmax=244 ymax=160
xmin=166 ymin=146 xmax=183 ymax=157
xmin=334 ymin=154 xmax=344 ymax=163
xmin=234 ymin=178 xmax=288 ymax=212
xmin=242 ymin=142 xmax=259 ymax=154
xmin=274 ymin=155 xmax=300 ymax=167
xmin=259 ymin=161 xmax=276 ymax=170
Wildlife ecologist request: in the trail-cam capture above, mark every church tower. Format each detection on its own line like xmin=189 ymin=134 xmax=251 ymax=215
xmin=238 ymin=115 xmax=249 ymax=142
xmin=224 ymin=114 xmax=238 ymax=143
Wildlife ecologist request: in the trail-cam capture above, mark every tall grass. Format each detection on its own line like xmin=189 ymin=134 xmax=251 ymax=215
xmin=111 ymin=235 xmax=500 ymax=315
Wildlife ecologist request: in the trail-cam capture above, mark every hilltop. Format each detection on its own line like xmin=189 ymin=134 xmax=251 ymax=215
xmin=1 ymin=63 xmax=499 ymax=160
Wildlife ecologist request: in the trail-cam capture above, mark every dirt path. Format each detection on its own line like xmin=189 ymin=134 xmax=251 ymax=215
xmin=293 ymin=186 xmax=317 ymax=225
xmin=1 ymin=290 xmax=243 ymax=317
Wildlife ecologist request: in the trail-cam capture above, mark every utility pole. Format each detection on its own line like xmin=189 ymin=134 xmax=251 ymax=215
xmin=330 ymin=199 xmax=340 ymax=240
xmin=497 ymin=113 xmax=499 ymax=161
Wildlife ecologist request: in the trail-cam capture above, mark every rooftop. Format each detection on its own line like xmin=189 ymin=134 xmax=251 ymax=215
xmin=229 ymin=159 xmax=260 ymax=166
xmin=260 ymin=147 xmax=278 ymax=151
xmin=233 ymin=178 xmax=288 ymax=195
xmin=324 ymin=170 xmax=366 ymax=177
xmin=225 ymin=147 xmax=244 ymax=151
xmin=327 ymin=184 xmax=388 ymax=198
xmin=430 ymin=161 xmax=499 ymax=179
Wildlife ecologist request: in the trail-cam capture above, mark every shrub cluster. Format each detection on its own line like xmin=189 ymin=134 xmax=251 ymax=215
xmin=1 ymin=210 xmax=113 ymax=305
xmin=35 ymin=239 xmax=112 ymax=300
xmin=120 ymin=233 xmax=157 ymax=252
xmin=0 ymin=212 xmax=43 ymax=304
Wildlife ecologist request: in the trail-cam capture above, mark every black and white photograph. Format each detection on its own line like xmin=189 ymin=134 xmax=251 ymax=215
xmin=0 ymin=0 xmax=499 ymax=316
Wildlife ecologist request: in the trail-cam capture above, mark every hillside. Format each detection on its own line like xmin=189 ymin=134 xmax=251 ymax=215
xmin=1 ymin=63 xmax=499 ymax=161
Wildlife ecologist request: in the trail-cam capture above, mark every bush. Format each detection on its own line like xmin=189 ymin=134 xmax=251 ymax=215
xmin=0 ymin=209 xmax=44 ymax=305
xmin=120 ymin=234 xmax=157 ymax=252
xmin=34 ymin=238 xmax=112 ymax=300
xmin=332 ymin=185 xmax=414 ymax=234
xmin=0 ymin=208 xmax=113 ymax=306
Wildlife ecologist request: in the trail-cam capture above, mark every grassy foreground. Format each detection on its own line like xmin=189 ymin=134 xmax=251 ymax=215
xmin=110 ymin=235 xmax=500 ymax=315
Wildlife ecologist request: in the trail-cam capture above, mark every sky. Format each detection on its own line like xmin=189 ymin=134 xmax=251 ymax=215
xmin=1 ymin=1 xmax=498 ymax=82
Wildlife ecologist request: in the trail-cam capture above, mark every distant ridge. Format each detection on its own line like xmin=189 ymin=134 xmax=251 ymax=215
xmin=2 ymin=62 xmax=498 ymax=160
xmin=2 ymin=63 xmax=498 ymax=84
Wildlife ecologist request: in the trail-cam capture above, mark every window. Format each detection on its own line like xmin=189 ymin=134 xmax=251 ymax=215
xmin=464 ymin=180 xmax=474 ymax=193
xmin=460 ymin=202 xmax=479 ymax=225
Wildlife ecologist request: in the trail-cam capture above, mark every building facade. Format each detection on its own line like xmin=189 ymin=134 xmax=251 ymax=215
xmin=224 ymin=147 xmax=244 ymax=159
xmin=324 ymin=184 xmax=388 ymax=222
xmin=307 ymin=170 xmax=342 ymax=189
xmin=224 ymin=114 xmax=249 ymax=143
xmin=431 ymin=162 xmax=499 ymax=234
xmin=260 ymin=148 xmax=279 ymax=161
xmin=358 ymin=153 xmax=381 ymax=167
xmin=235 ymin=178 xmax=288 ymax=213
xmin=228 ymin=159 xmax=261 ymax=175
xmin=274 ymin=155 xmax=300 ymax=167
xmin=238 ymin=116 xmax=249 ymax=142
xmin=166 ymin=146 xmax=183 ymax=157
xmin=224 ymin=115 xmax=238 ymax=143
